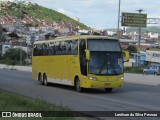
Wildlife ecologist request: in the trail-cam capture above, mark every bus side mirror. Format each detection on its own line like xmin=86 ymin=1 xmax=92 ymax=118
xmin=85 ymin=49 xmax=90 ymax=61
xmin=122 ymin=50 xmax=129 ymax=62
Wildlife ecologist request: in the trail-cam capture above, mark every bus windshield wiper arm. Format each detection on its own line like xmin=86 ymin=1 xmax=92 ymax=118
xmin=98 ymin=54 xmax=117 ymax=75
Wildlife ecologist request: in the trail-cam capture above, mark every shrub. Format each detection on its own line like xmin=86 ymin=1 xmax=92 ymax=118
xmin=124 ymin=66 xmax=145 ymax=74
xmin=0 ymin=48 xmax=27 ymax=65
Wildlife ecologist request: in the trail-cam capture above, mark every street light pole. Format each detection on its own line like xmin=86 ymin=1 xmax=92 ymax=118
xmin=18 ymin=0 xmax=24 ymax=65
xmin=136 ymin=9 xmax=144 ymax=66
xmin=16 ymin=0 xmax=28 ymax=65
xmin=20 ymin=21 xmax=22 ymax=65
xmin=117 ymin=0 xmax=121 ymax=39
xmin=137 ymin=9 xmax=144 ymax=51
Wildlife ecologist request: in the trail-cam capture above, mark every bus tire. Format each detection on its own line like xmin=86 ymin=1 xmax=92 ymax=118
xmin=43 ymin=74 xmax=48 ymax=86
xmin=105 ymin=88 xmax=112 ymax=93
xmin=38 ymin=73 xmax=43 ymax=85
xmin=75 ymin=78 xmax=83 ymax=92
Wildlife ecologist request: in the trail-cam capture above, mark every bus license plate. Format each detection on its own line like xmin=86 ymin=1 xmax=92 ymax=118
xmin=104 ymin=83 xmax=111 ymax=86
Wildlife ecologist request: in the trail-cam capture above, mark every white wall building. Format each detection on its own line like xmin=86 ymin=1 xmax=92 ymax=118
xmin=148 ymin=33 xmax=158 ymax=38
xmin=146 ymin=50 xmax=160 ymax=64
xmin=107 ymin=31 xmax=116 ymax=36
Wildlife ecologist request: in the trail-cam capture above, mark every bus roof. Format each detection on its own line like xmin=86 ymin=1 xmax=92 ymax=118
xmin=33 ymin=35 xmax=119 ymax=44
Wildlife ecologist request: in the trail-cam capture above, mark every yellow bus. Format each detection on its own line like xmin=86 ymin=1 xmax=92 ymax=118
xmin=32 ymin=35 xmax=129 ymax=92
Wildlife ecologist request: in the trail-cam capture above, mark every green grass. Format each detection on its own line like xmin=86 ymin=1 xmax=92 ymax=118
xmin=0 ymin=90 xmax=74 ymax=120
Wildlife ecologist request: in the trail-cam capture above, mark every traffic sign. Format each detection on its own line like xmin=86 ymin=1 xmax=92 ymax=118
xmin=121 ymin=12 xmax=147 ymax=27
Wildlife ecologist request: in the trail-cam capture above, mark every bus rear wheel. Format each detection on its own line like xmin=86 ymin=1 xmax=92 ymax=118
xmin=75 ymin=78 xmax=83 ymax=92
xmin=43 ymin=74 xmax=48 ymax=86
xmin=38 ymin=73 xmax=43 ymax=85
xmin=105 ymin=88 xmax=112 ymax=93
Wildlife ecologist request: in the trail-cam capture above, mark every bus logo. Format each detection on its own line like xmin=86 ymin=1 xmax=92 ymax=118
xmin=2 ymin=112 xmax=11 ymax=117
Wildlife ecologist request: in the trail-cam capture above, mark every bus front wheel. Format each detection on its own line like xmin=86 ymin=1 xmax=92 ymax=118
xmin=43 ymin=74 xmax=48 ymax=86
xmin=75 ymin=78 xmax=83 ymax=92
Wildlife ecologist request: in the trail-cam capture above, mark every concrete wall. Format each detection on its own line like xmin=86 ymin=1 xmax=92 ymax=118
xmin=0 ymin=64 xmax=32 ymax=72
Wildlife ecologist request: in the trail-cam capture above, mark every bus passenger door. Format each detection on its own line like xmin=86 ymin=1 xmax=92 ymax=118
xmin=79 ymin=40 xmax=87 ymax=76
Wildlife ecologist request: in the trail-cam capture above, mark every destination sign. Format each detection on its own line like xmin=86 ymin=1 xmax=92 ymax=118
xmin=121 ymin=12 xmax=147 ymax=27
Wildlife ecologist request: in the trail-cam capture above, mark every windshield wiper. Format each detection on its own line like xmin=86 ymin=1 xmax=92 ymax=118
xmin=98 ymin=60 xmax=108 ymax=74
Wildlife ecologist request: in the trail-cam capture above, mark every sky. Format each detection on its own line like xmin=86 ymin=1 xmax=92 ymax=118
xmin=2 ymin=0 xmax=160 ymax=29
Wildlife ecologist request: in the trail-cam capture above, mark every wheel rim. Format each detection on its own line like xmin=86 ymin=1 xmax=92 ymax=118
xmin=76 ymin=80 xmax=80 ymax=90
xmin=76 ymin=79 xmax=81 ymax=92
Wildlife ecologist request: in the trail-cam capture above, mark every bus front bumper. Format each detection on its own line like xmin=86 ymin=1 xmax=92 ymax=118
xmin=83 ymin=80 xmax=124 ymax=88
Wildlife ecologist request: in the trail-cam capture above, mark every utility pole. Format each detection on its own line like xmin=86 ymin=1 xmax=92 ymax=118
xmin=136 ymin=9 xmax=144 ymax=52
xmin=20 ymin=11 xmax=22 ymax=66
xmin=17 ymin=0 xmax=25 ymax=65
xmin=117 ymin=0 xmax=121 ymax=39
xmin=136 ymin=9 xmax=144 ymax=66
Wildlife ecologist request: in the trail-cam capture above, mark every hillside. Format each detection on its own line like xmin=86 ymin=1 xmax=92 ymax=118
xmin=0 ymin=1 xmax=90 ymax=29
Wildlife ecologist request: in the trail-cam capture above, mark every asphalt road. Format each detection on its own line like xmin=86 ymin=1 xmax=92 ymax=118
xmin=0 ymin=69 xmax=160 ymax=119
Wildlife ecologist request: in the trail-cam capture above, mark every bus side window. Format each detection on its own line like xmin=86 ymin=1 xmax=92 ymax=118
xmin=55 ymin=42 xmax=59 ymax=55
xmin=49 ymin=42 xmax=54 ymax=55
xmin=50 ymin=42 xmax=55 ymax=55
xmin=71 ymin=40 xmax=78 ymax=55
xmin=62 ymin=41 xmax=67 ymax=55
xmin=58 ymin=42 xmax=62 ymax=55
xmin=66 ymin=41 xmax=71 ymax=55
xmin=53 ymin=43 xmax=56 ymax=55
xmin=43 ymin=44 xmax=49 ymax=55
xmin=36 ymin=45 xmax=40 ymax=56
xmin=33 ymin=45 xmax=38 ymax=56
xmin=38 ymin=44 xmax=43 ymax=56
xmin=48 ymin=43 xmax=51 ymax=55
xmin=56 ymin=41 xmax=61 ymax=55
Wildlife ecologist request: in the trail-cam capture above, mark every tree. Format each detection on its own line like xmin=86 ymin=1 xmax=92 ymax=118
xmin=127 ymin=45 xmax=137 ymax=54
xmin=3 ymin=48 xmax=27 ymax=65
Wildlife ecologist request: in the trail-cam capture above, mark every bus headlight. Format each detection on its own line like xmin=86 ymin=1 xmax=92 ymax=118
xmin=89 ymin=77 xmax=98 ymax=81
xmin=117 ymin=77 xmax=124 ymax=80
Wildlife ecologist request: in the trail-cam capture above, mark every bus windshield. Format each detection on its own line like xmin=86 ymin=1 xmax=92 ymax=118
xmin=89 ymin=52 xmax=123 ymax=75
xmin=88 ymin=39 xmax=123 ymax=75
